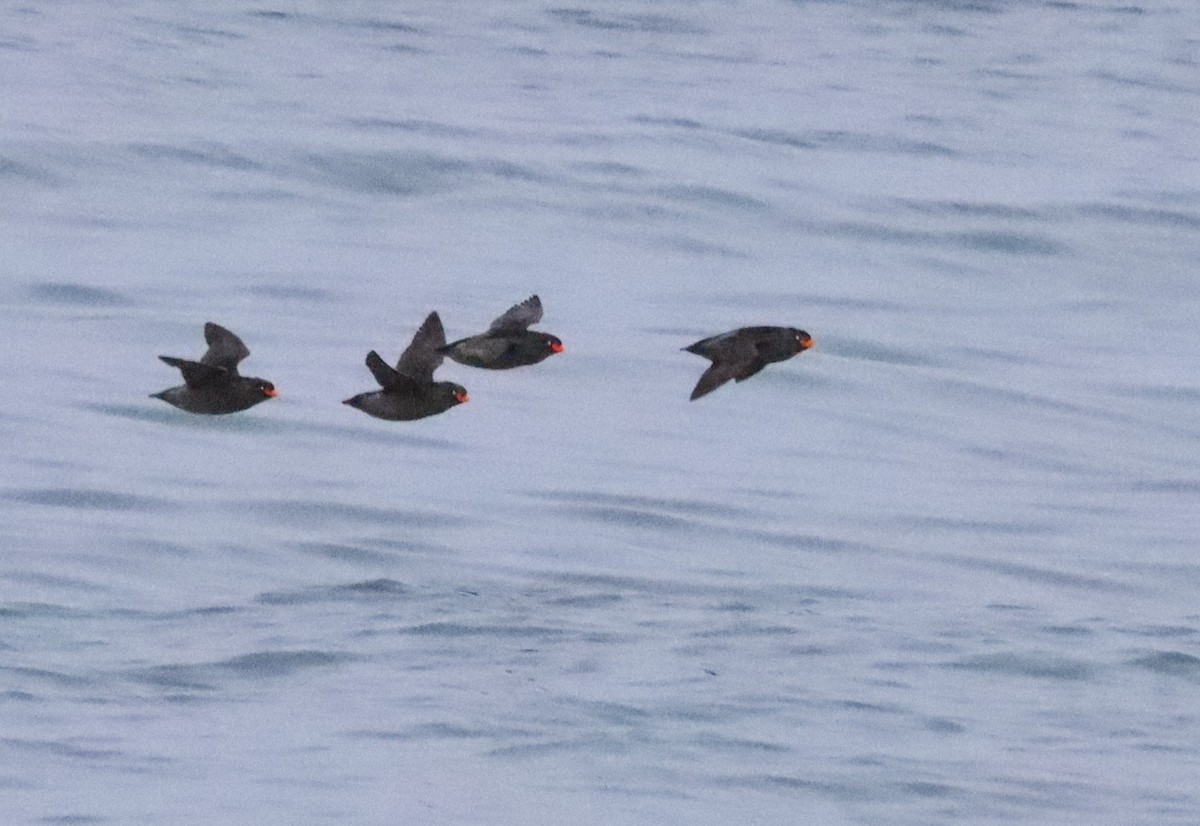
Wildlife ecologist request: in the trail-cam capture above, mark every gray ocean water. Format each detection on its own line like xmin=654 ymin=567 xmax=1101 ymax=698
xmin=3 ymin=1 xmax=1200 ymax=823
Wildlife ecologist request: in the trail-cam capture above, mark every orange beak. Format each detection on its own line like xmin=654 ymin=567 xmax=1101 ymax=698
xmin=264 ymin=387 xmax=279 ymax=398
xmin=551 ymin=342 xmax=565 ymax=354
xmin=455 ymin=391 xmax=470 ymax=403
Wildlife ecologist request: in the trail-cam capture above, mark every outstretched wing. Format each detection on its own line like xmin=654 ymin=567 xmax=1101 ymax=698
xmin=160 ymin=356 xmax=229 ymax=389
xmin=687 ymin=334 xmax=760 ymax=401
xmin=734 ymin=360 xmax=769 ymax=382
xmin=488 ymin=295 xmax=542 ymax=333
xmin=395 ymin=311 xmax=446 ymax=382
xmin=201 ymin=322 xmax=251 ymax=373
xmin=365 ymin=350 xmax=406 ymax=389
xmin=690 ymin=357 xmax=769 ymax=400
xmin=690 ymin=363 xmax=733 ymax=400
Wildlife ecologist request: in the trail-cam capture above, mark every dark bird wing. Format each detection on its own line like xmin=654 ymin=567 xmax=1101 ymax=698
xmin=488 ymin=295 xmax=542 ymax=333
xmin=734 ymin=360 xmax=769 ymax=382
xmin=366 ymin=350 xmax=408 ymax=389
xmin=690 ymin=362 xmax=736 ymax=400
xmin=160 ymin=356 xmax=229 ymax=389
xmin=688 ymin=335 xmax=762 ymax=401
xmin=201 ymin=322 xmax=251 ymax=373
xmin=395 ymin=311 xmax=446 ymax=382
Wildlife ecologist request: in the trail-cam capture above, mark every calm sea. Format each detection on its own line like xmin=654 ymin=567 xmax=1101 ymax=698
xmin=2 ymin=2 xmax=1199 ymax=823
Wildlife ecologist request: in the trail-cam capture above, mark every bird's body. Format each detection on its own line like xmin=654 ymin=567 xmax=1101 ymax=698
xmin=440 ymin=295 xmax=563 ymax=369
xmin=152 ymin=323 xmax=277 ymax=414
xmin=683 ymin=326 xmax=812 ymax=400
xmin=344 ymin=312 xmax=468 ymax=421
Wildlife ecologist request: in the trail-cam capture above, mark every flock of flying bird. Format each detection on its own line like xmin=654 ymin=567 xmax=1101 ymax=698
xmin=151 ymin=295 xmax=815 ymax=419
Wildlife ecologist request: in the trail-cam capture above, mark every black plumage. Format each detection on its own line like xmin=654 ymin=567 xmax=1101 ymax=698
xmin=440 ymin=295 xmax=563 ymax=370
xmin=151 ymin=322 xmax=277 ymax=414
xmin=683 ymin=326 xmax=813 ymax=401
xmin=343 ymin=312 xmax=469 ymax=421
